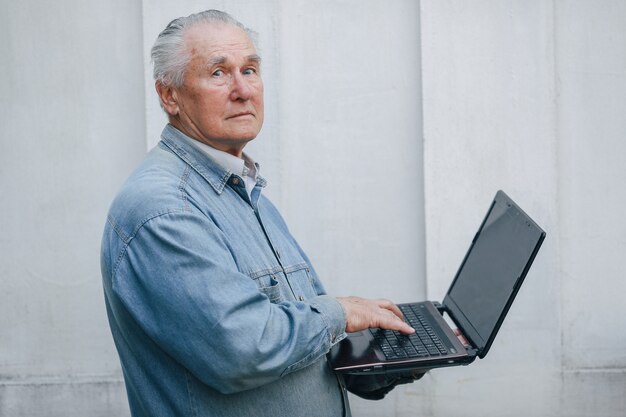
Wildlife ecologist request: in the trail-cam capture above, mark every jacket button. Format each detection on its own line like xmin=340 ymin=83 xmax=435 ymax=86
xmin=298 ymin=295 xmax=305 ymax=301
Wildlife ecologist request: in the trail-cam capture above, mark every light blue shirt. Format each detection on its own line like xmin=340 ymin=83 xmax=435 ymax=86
xmin=101 ymin=124 xmax=350 ymax=416
xmin=185 ymin=137 xmax=260 ymax=199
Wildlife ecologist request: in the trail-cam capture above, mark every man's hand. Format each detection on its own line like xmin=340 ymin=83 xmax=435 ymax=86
xmin=337 ymin=296 xmax=414 ymax=334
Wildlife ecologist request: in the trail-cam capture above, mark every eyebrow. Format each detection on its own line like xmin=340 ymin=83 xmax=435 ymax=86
xmin=246 ymin=54 xmax=262 ymax=64
xmin=206 ymin=54 xmax=262 ymax=68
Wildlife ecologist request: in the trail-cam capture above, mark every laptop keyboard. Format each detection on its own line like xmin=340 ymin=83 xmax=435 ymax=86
xmin=370 ymin=304 xmax=449 ymax=360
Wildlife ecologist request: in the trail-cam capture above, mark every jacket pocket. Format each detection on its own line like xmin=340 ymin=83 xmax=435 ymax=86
xmin=283 ymin=263 xmax=319 ymax=301
xmin=248 ymin=263 xmax=319 ymax=303
xmin=253 ymin=273 xmax=283 ymax=303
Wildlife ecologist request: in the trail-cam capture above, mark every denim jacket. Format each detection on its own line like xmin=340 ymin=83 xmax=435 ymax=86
xmin=101 ymin=125 xmax=351 ymax=416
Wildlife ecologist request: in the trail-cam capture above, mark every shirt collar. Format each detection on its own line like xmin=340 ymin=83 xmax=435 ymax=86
xmin=188 ymin=137 xmax=259 ymax=183
xmin=160 ymin=124 xmax=266 ymax=196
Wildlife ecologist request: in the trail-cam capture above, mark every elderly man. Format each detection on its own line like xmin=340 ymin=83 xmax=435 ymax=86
xmin=101 ymin=10 xmax=418 ymax=417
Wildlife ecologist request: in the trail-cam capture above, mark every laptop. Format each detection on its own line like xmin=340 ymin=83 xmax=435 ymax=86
xmin=329 ymin=190 xmax=545 ymax=374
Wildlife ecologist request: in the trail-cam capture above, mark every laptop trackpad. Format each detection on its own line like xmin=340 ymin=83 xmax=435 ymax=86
xmin=332 ymin=331 xmax=380 ymax=366
xmin=346 ymin=331 xmax=371 ymax=355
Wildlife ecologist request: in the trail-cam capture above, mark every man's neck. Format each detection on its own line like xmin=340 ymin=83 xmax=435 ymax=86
xmin=168 ymin=118 xmax=247 ymax=157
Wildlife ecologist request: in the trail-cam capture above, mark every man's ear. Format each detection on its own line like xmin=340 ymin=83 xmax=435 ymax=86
xmin=155 ymin=81 xmax=180 ymax=116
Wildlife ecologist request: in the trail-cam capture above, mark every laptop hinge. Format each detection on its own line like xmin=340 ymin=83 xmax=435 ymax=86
xmin=432 ymin=301 xmax=479 ymax=355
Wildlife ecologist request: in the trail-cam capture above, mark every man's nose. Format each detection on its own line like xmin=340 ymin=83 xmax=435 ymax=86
xmin=229 ymin=71 xmax=252 ymax=101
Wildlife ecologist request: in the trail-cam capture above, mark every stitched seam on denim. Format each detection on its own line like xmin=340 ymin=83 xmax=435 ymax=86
xmin=304 ymin=265 xmax=316 ymax=289
xmin=314 ymin=305 xmax=333 ymax=342
xmin=107 ymin=215 xmax=129 ymax=243
xmin=184 ymin=370 xmax=199 ymax=417
xmin=311 ymin=298 xmax=346 ymax=346
xmin=178 ymin=164 xmax=192 ymax=212
xmin=281 ymin=262 xmax=309 ymax=274
xmin=110 ymin=208 xmax=185 ymax=280
xmin=245 ymin=262 xmax=309 ymax=279
xmin=161 ymin=138 xmax=230 ymax=194
xmin=111 ymin=245 xmax=130 ymax=293
xmin=246 ymin=266 xmax=284 ymax=279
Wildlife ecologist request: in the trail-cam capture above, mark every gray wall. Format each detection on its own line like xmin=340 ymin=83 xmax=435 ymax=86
xmin=414 ymin=2 xmax=626 ymax=417
xmin=0 ymin=0 xmax=144 ymax=415
xmin=1 ymin=1 xmax=624 ymax=416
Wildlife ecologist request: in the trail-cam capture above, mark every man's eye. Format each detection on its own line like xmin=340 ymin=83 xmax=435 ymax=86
xmin=212 ymin=69 xmax=224 ymax=77
xmin=243 ymin=68 xmax=257 ymax=75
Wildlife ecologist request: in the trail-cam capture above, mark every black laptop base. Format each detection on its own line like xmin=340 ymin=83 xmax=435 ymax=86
xmin=329 ymin=190 xmax=546 ymax=376
xmin=329 ymin=301 xmax=477 ymax=375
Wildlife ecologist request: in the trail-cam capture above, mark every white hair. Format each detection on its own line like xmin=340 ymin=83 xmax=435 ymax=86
xmin=151 ymin=10 xmax=257 ymax=88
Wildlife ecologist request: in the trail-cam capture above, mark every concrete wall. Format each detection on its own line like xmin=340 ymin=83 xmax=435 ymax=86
xmin=1 ymin=1 xmax=624 ymax=416
xmin=0 ymin=0 xmax=145 ymax=415
xmin=556 ymin=1 xmax=626 ymax=415
xmin=415 ymin=1 xmax=626 ymax=417
xmin=142 ymin=0 xmax=426 ymax=307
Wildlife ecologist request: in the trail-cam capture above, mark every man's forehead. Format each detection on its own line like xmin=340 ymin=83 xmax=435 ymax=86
xmin=185 ymin=22 xmax=256 ymax=55
xmin=207 ymin=54 xmax=261 ymax=66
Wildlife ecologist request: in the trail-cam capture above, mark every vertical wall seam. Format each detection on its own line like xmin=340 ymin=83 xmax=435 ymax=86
xmin=140 ymin=0 xmax=150 ymax=151
xmin=551 ymin=3 xmax=568 ymax=414
xmin=418 ymin=0 xmax=429 ymax=301
xmin=551 ymin=0 xmax=565 ymax=375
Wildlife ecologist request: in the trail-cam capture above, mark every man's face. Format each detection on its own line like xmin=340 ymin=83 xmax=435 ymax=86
xmin=161 ymin=23 xmax=264 ymax=156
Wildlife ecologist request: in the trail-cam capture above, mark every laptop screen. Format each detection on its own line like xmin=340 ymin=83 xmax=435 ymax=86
xmin=444 ymin=191 xmax=545 ymax=357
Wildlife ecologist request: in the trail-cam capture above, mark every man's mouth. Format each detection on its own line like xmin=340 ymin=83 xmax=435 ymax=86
xmin=227 ymin=112 xmax=254 ymax=120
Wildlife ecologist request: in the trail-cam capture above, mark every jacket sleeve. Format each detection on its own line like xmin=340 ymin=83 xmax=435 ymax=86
xmin=109 ymin=209 xmax=346 ymax=394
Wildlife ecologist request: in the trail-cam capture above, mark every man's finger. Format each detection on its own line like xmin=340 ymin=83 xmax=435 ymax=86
xmin=375 ymin=298 xmax=405 ymax=320
xmin=377 ymin=311 xmax=414 ymax=334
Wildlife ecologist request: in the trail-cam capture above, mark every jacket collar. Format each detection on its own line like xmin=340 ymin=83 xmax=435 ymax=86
xmin=159 ymin=124 xmax=267 ymax=195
